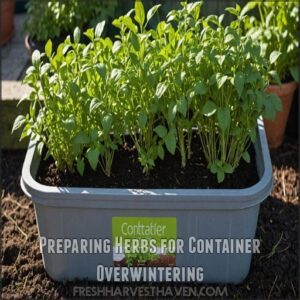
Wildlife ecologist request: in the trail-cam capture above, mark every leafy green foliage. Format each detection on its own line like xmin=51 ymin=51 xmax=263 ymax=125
xmin=23 ymin=0 xmax=118 ymax=41
xmin=243 ymin=1 xmax=299 ymax=82
xmin=14 ymin=1 xmax=280 ymax=182
xmin=192 ymin=4 xmax=280 ymax=181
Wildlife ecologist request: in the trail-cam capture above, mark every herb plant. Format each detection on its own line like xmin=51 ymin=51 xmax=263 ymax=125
xmin=14 ymin=1 xmax=281 ymax=182
xmin=24 ymin=0 xmax=117 ymax=41
xmin=243 ymin=1 xmax=299 ymax=83
xmin=191 ymin=4 xmax=282 ymax=182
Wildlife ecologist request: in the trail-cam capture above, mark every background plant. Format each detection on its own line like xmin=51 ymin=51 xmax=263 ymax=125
xmin=243 ymin=1 xmax=299 ymax=83
xmin=24 ymin=0 xmax=117 ymax=41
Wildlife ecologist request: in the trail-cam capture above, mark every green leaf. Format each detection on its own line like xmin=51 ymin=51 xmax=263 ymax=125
xmin=112 ymin=18 xmax=122 ymax=29
xmin=84 ymin=28 xmax=94 ymax=41
xmin=90 ymin=129 xmax=98 ymax=142
xmin=90 ymin=98 xmax=101 ymax=113
xmin=12 ymin=115 xmax=25 ymax=133
xmin=62 ymin=45 xmax=71 ymax=55
xmin=157 ymin=145 xmax=165 ymax=160
xmin=177 ymin=97 xmax=187 ymax=115
xmin=289 ymin=65 xmax=299 ymax=83
xmin=123 ymin=16 xmax=138 ymax=33
xmin=264 ymin=93 xmax=281 ymax=117
xmin=112 ymin=41 xmax=122 ymax=54
xmin=194 ymin=80 xmax=208 ymax=95
xmin=164 ymin=131 xmax=176 ymax=155
xmin=168 ymin=104 xmax=177 ymax=122
xmin=138 ymin=113 xmax=147 ymax=129
xmin=216 ymin=73 xmax=228 ymax=89
xmin=217 ymin=170 xmax=225 ymax=183
xmin=95 ymin=21 xmax=106 ymax=38
xmin=234 ymin=71 xmax=245 ymax=97
xmin=40 ymin=63 xmax=50 ymax=75
xmin=26 ymin=66 xmax=36 ymax=75
xmin=242 ymin=151 xmax=250 ymax=163
xmin=134 ymin=0 xmax=145 ymax=27
xmin=74 ymin=132 xmax=90 ymax=144
xmin=63 ymin=116 xmax=75 ymax=131
xmin=131 ymin=33 xmax=140 ymax=51
xmin=17 ymin=95 xmax=29 ymax=107
xmin=195 ymin=50 xmax=203 ymax=64
xmin=129 ymin=52 xmax=139 ymax=65
xmin=154 ymin=125 xmax=167 ymax=139
xmin=69 ymin=82 xmax=80 ymax=100
xmin=224 ymin=34 xmax=235 ymax=44
xmin=263 ymin=98 xmax=276 ymax=120
xmin=19 ymin=126 xmax=31 ymax=141
xmin=246 ymin=71 xmax=260 ymax=83
xmin=240 ymin=1 xmax=257 ymax=17
xmin=76 ymin=158 xmax=85 ymax=176
xmin=202 ymin=100 xmax=217 ymax=117
xmin=217 ymin=55 xmax=226 ymax=66
xmin=155 ymin=83 xmax=167 ymax=99
xmin=45 ymin=40 xmax=52 ymax=58
xmin=217 ymin=107 xmax=231 ymax=131
xmin=206 ymin=14 xmax=219 ymax=26
xmin=146 ymin=4 xmax=161 ymax=24
xmin=270 ymin=93 xmax=282 ymax=112
xmin=73 ymin=27 xmax=81 ymax=44
xmin=223 ymin=163 xmax=233 ymax=174
xmin=86 ymin=148 xmax=100 ymax=171
xmin=268 ymin=70 xmax=281 ymax=85
xmin=225 ymin=7 xmax=238 ymax=16
xmin=32 ymin=50 xmax=40 ymax=67
xmin=110 ymin=68 xmax=122 ymax=82
xmin=210 ymin=163 xmax=217 ymax=174
xmin=269 ymin=51 xmax=281 ymax=64
xmin=101 ymin=114 xmax=113 ymax=133
xmin=96 ymin=63 xmax=106 ymax=80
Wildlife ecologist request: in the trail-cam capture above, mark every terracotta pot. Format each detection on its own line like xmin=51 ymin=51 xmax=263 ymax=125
xmin=264 ymin=81 xmax=298 ymax=149
xmin=1 ymin=0 xmax=15 ymax=46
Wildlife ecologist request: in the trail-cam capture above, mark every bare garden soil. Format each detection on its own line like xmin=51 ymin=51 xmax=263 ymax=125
xmin=1 ymin=137 xmax=299 ymax=299
xmin=37 ymin=137 xmax=258 ymax=189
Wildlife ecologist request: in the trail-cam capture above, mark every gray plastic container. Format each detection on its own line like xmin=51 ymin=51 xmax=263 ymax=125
xmin=21 ymin=119 xmax=273 ymax=283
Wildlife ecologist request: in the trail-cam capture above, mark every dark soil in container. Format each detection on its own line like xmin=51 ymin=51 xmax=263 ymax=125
xmin=36 ymin=136 xmax=258 ymax=189
xmin=1 ymin=137 xmax=298 ymax=299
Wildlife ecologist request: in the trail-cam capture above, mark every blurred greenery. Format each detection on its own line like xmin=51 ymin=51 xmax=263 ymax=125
xmin=24 ymin=0 xmax=252 ymax=41
xmin=24 ymin=0 xmax=118 ymax=41
xmin=244 ymin=1 xmax=299 ymax=82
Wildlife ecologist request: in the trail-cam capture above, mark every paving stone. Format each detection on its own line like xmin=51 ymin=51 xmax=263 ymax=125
xmin=1 ymin=14 xmax=29 ymax=81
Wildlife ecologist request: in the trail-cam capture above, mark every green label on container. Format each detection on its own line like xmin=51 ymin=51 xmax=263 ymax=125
xmin=112 ymin=217 xmax=177 ymax=267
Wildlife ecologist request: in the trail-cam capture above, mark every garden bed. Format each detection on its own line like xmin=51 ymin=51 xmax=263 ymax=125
xmin=1 ymin=137 xmax=298 ymax=299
